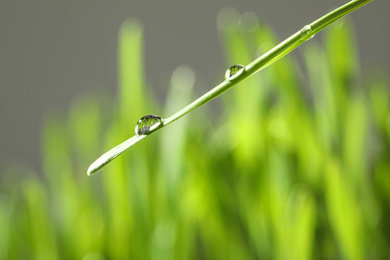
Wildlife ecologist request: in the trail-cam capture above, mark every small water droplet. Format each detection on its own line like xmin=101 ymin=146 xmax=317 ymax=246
xmin=135 ymin=115 xmax=163 ymax=135
xmin=225 ymin=64 xmax=244 ymax=80
xmin=300 ymin=25 xmax=312 ymax=37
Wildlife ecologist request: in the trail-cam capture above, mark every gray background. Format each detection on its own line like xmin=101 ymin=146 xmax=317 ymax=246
xmin=0 ymin=0 xmax=388 ymax=172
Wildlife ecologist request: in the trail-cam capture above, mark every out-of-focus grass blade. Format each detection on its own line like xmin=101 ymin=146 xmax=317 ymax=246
xmin=101 ymin=18 xmax=152 ymax=259
xmin=303 ymin=39 xmax=341 ymax=179
xmin=325 ymin=19 xmax=359 ymax=137
xmin=23 ymin=179 xmax=58 ymax=260
xmin=41 ymin=112 xmax=73 ymax=185
xmin=101 ymin=121 xmax=133 ymax=259
xmin=217 ymin=8 xmax=265 ymax=166
xmin=67 ymin=94 xmax=108 ymax=257
xmin=369 ymin=74 xmax=389 ymax=135
xmin=325 ymin=19 xmax=359 ymax=86
xmin=342 ymin=95 xmax=367 ymax=178
xmin=73 ymin=206 xmax=105 ymax=258
xmin=156 ymin=66 xmax=194 ymax=257
xmin=374 ymin=161 xmax=390 ymax=206
xmin=118 ymin=18 xmax=146 ymax=128
xmin=266 ymin=147 xmax=291 ymax=258
xmin=41 ymin=113 xmax=84 ymax=259
xmin=343 ymin=94 xmax=382 ymax=250
xmin=160 ymin=66 xmax=195 ymax=192
xmin=0 ymin=194 xmax=12 ymax=259
xmin=284 ymin=186 xmax=317 ymax=260
xmin=291 ymin=111 xmax=323 ymax=187
xmin=325 ymin=159 xmax=363 ymax=260
xmin=68 ymin=93 xmax=104 ymax=166
xmin=292 ymin=188 xmax=316 ymax=260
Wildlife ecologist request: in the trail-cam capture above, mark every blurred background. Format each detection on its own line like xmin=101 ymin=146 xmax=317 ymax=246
xmin=1 ymin=0 xmax=390 ymax=259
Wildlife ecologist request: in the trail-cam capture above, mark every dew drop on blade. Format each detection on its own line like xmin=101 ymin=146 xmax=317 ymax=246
xmin=225 ymin=64 xmax=244 ymax=81
xmin=135 ymin=115 xmax=163 ymax=135
xmin=300 ymin=25 xmax=312 ymax=37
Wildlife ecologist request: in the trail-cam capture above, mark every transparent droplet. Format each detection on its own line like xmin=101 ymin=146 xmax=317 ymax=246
xmin=135 ymin=115 xmax=163 ymax=135
xmin=225 ymin=64 xmax=244 ymax=80
xmin=300 ymin=25 xmax=312 ymax=37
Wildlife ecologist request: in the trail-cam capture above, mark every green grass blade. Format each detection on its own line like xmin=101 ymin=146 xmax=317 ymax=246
xmin=87 ymin=134 xmax=147 ymax=175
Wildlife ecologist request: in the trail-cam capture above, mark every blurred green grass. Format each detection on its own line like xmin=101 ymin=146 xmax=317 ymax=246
xmin=1 ymin=13 xmax=390 ymax=260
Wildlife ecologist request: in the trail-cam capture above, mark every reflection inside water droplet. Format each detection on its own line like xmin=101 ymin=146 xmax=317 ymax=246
xmin=300 ymin=25 xmax=312 ymax=37
xmin=135 ymin=115 xmax=163 ymax=135
xmin=225 ymin=64 xmax=245 ymax=81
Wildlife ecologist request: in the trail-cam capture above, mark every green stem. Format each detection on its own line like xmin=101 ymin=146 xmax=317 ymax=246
xmin=88 ymin=0 xmax=373 ymax=175
xmin=164 ymin=0 xmax=373 ymax=125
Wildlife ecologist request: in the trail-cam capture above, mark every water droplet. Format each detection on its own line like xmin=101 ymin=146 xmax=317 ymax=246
xmin=135 ymin=115 xmax=163 ymax=135
xmin=300 ymin=25 xmax=312 ymax=37
xmin=225 ymin=64 xmax=244 ymax=80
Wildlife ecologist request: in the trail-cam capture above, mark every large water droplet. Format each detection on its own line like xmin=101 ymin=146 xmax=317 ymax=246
xmin=135 ymin=115 xmax=163 ymax=135
xmin=225 ymin=64 xmax=244 ymax=81
xmin=300 ymin=25 xmax=312 ymax=37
